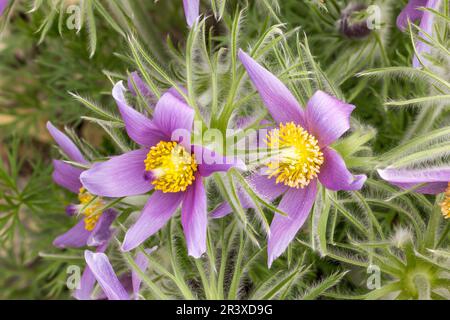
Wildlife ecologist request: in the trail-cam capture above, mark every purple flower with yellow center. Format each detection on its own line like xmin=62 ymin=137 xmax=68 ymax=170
xmin=76 ymin=248 xmax=153 ymax=300
xmin=212 ymin=50 xmax=367 ymax=266
xmin=80 ymin=81 xmax=244 ymax=258
xmin=378 ymin=167 xmax=450 ymax=219
xmin=0 ymin=0 xmax=9 ymax=16
xmin=396 ymin=0 xmax=442 ymax=68
xmin=183 ymin=0 xmax=200 ymax=27
xmin=47 ymin=122 xmax=117 ymax=248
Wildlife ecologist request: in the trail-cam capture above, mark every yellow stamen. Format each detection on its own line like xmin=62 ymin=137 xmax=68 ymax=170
xmin=78 ymin=187 xmax=104 ymax=231
xmin=265 ymin=122 xmax=324 ymax=189
xmin=440 ymin=183 xmax=450 ymax=219
xmin=144 ymin=141 xmax=197 ymax=193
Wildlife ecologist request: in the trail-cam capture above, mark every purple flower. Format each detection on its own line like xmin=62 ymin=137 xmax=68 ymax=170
xmin=339 ymin=3 xmax=372 ymax=39
xmin=47 ymin=122 xmax=117 ymax=248
xmin=212 ymin=50 xmax=366 ymax=267
xmin=80 ymin=82 xmax=245 ymax=258
xmin=378 ymin=167 xmax=450 ymax=218
xmin=396 ymin=0 xmax=442 ymax=68
xmin=127 ymin=72 xmax=154 ymax=101
xmin=0 ymin=0 xmax=9 ymax=16
xmin=76 ymin=248 xmax=153 ymax=300
xmin=183 ymin=0 xmax=200 ymax=27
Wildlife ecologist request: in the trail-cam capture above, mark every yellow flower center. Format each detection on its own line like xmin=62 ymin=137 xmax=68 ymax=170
xmin=144 ymin=141 xmax=197 ymax=193
xmin=265 ymin=122 xmax=324 ymax=189
xmin=78 ymin=187 xmax=104 ymax=231
xmin=441 ymin=182 xmax=450 ymax=219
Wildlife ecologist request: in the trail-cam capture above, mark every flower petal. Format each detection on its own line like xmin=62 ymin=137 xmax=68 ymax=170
xmin=53 ymin=219 xmax=90 ymax=248
xmin=397 ymin=0 xmax=428 ymax=31
xmin=127 ymin=72 xmax=154 ymax=99
xmin=0 ymin=0 xmax=9 ymax=16
xmin=183 ymin=0 xmax=199 ymax=27
xmin=113 ymin=81 xmax=166 ymax=147
xmin=80 ymin=149 xmax=152 ymax=198
xmin=122 ymin=191 xmax=183 ymax=251
xmin=181 ymin=175 xmax=207 ymax=258
xmin=238 ymin=49 xmax=306 ymax=126
xmin=248 ymin=173 xmax=289 ymax=201
xmin=131 ymin=248 xmax=154 ymax=299
xmin=87 ymin=209 xmax=118 ymax=247
xmin=73 ymin=239 xmax=110 ymax=300
xmin=318 ymin=147 xmax=366 ymax=191
xmin=52 ymin=160 xmax=83 ymax=193
xmin=305 ymin=90 xmax=355 ymax=147
xmin=47 ymin=122 xmax=88 ymax=164
xmin=73 ymin=266 xmax=96 ymax=300
xmin=268 ymin=180 xmax=317 ymax=267
xmin=378 ymin=167 xmax=450 ymax=194
xmin=209 ymin=189 xmax=253 ymax=219
xmin=194 ymin=145 xmax=246 ymax=177
xmin=153 ymin=89 xmax=194 ymax=140
xmin=210 ymin=173 xmax=287 ymax=218
xmin=65 ymin=204 xmax=79 ymax=216
xmin=84 ymin=251 xmax=129 ymax=300
xmin=412 ymin=0 xmax=441 ymax=68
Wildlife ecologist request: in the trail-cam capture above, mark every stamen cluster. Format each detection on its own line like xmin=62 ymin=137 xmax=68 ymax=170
xmin=78 ymin=187 xmax=104 ymax=231
xmin=144 ymin=141 xmax=197 ymax=193
xmin=441 ymin=183 xmax=450 ymax=219
xmin=265 ymin=122 xmax=324 ymax=189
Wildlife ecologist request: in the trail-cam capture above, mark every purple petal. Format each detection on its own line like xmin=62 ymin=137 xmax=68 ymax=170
xmin=210 ymin=189 xmax=253 ymax=219
xmin=194 ymin=145 xmax=246 ymax=177
xmin=248 ymin=173 xmax=289 ymax=200
xmin=0 ymin=0 xmax=8 ymax=16
xmin=153 ymin=89 xmax=194 ymax=140
xmin=127 ymin=72 xmax=154 ymax=99
xmin=47 ymin=122 xmax=88 ymax=164
xmin=132 ymin=248 xmax=155 ymax=299
xmin=113 ymin=81 xmax=166 ymax=147
xmin=122 ymin=191 xmax=183 ymax=251
xmin=87 ymin=209 xmax=118 ymax=247
xmin=181 ymin=174 xmax=207 ymax=258
xmin=80 ymin=149 xmax=152 ymax=198
xmin=305 ymin=91 xmax=355 ymax=148
xmin=52 ymin=160 xmax=83 ymax=193
xmin=65 ymin=204 xmax=79 ymax=216
xmin=73 ymin=266 xmax=96 ymax=300
xmin=268 ymin=180 xmax=318 ymax=267
xmin=412 ymin=0 xmax=441 ymax=68
xmin=53 ymin=219 xmax=90 ymax=248
xmin=397 ymin=0 xmax=428 ymax=31
xmin=183 ymin=0 xmax=199 ymax=27
xmin=74 ymin=241 xmax=111 ymax=300
xmin=210 ymin=173 xmax=287 ymax=219
xmin=378 ymin=167 xmax=450 ymax=194
xmin=238 ymin=49 xmax=306 ymax=126
xmin=84 ymin=251 xmax=129 ymax=300
xmin=318 ymin=147 xmax=366 ymax=191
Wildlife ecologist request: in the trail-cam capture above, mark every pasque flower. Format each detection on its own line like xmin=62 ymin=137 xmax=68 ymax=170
xmin=213 ymin=50 xmax=366 ymax=266
xmin=339 ymin=3 xmax=371 ymax=39
xmin=128 ymin=71 xmax=154 ymax=101
xmin=378 ymin=167 xmax=450 ymax=219
xmin=183 ymin=0 xmax=200 ymax=27
xmin=396 ymin=0 xmax=442 ymax=68
xmin=47 ymin=122 xmax=117 ymax=248
xmin=76 ymin=248 xmax=153 ymax=300
xmin=81 ymin=81 xmax=244 ymax=258
xmin=0 ymin=0 xmax=9 ymax=16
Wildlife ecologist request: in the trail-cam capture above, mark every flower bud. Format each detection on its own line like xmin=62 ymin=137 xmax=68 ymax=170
xmin=339 ymin=3 xmax=371 ymax=39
